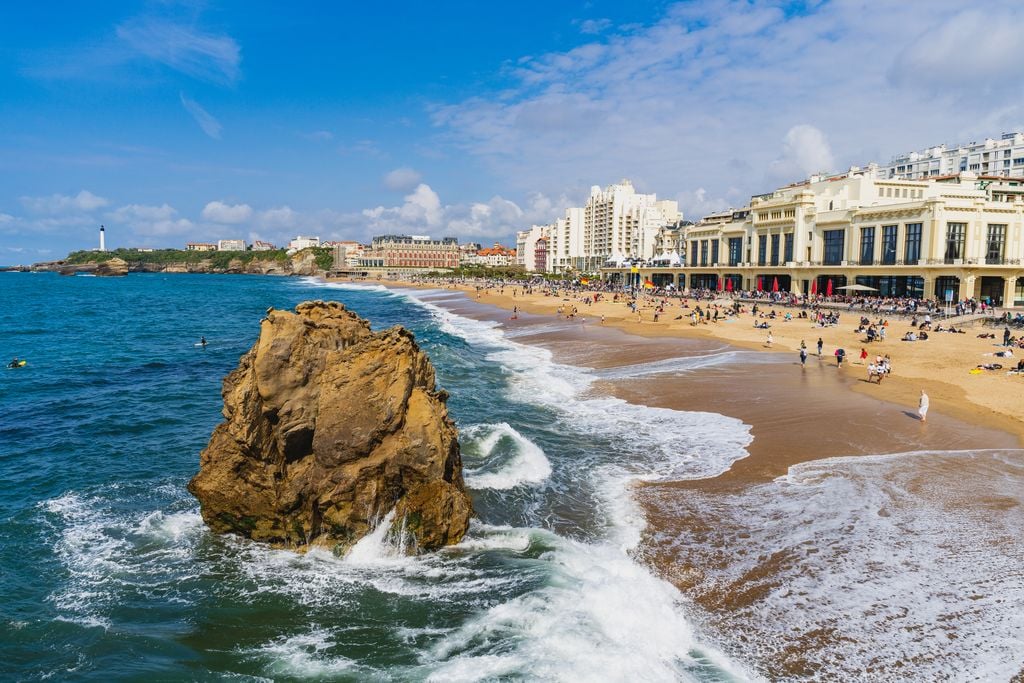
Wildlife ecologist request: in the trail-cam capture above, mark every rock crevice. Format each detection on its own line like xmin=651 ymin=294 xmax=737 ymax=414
xmin=188 ymin=300 xmax=472 ymax=553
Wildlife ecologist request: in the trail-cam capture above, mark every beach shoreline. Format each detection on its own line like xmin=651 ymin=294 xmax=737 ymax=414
xmin=363 ymin=275 xmax=1024 ymax=443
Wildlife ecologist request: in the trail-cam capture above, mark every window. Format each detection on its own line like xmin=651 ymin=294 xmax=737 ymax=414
xmin=728 ymin=237 xmax=742 ymax=266
xmin=784 ymin=233 xmax=794 ymax=263
xmin=711 ymin=240 xmax=719 ymax=265
xmin=770 ymin=234 xmax=780 ymax=266
xmin=860 ymin=226 xmax=875 ymax=265
xmin=987 ymin=224 xmax=1006 ymax=264
xmin=945 ymin=222 xmax=966 ymax=263
xmin=690 ymin=240 xmax=698 ymax=267
xmin=882 ymin=225 xmax=898 ymax=265
xmin=758 ymin=235 xmax=767 ymax=266
xmin=904 ymin=223 xmax=922 ymax=263
xmin=823 ymin=229 xmax=845 ymax=265
xmin=1014 ymin=158 xmax=1024 ymax=166
xmin=700 ymin=240 xmax=708 ymax=267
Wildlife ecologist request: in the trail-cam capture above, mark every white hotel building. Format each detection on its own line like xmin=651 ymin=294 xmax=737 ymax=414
xmin=521 ymin=180 xmax=681 ymax=274
xmin=603 ymin=170 xmax=1024 ymax=306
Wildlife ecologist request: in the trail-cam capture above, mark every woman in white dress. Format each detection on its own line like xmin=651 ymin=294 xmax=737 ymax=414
xmin=918 ymin=390 xmax=929 ymax=422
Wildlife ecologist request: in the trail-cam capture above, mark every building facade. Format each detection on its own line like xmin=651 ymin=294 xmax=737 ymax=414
xmin=185 ymin=242 xmax=217 ymax=252
xmin=217 ymin=239 xmax=246 ymax=251
xmin=603 ymin=171 xmax=1024 ymax=306
xmin=358 ymin=235 xmax=460 ymax=271
xmin=878 ymin=132 xmax=1024 ymax=181
xmin=288 ymin=235 xmax=320 ymax=251
xmin=516 ymin=224 xmax=549 ymax=272
xmin=581 ymin=180 xmax=681 ymax=270
xmin=251 ymin=240 xmax=277 ymax=251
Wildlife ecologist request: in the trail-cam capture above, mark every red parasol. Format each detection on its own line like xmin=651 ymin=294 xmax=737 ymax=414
xmin=757 ymin=276 xmax=763 ymax=292
xmin=716 ymin=277 xmax=722 ymax=291
xmin=826 ymin=278 xmax=834 ymax=297
xmin=811 ymin=279 xmax=818 ymax=295
xmin=772 ymin=276 xmax=779 ymax=293
xmin=726 ymin=278 xmax=733 ymax=292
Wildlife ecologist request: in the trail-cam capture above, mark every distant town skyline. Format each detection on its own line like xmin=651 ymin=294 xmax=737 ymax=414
xmin=1 ymin=0 xmax=1022 ymax=261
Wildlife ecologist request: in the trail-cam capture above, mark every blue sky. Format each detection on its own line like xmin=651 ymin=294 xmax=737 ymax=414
xmin=1 ymin=0 xmax=1022 ymax=261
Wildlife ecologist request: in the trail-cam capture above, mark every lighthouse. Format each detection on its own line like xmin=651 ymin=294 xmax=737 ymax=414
xmin=99 ymin=225 xmax=106 ymax=252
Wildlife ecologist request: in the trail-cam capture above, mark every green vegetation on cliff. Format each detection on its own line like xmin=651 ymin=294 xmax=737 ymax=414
xmin=65 ymin=248 xmax=293 ymax=269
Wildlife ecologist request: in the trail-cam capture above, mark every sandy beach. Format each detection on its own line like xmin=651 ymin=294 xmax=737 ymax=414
xmin=371 ymin=276 xmax=1024 ymax=441
xmin=372 ymin=277 xmax=1024 ymax=678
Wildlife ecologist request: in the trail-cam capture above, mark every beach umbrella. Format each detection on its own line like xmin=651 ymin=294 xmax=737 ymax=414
xmin=836 ymin=284 xmax=879 ymax=291
xmin=772 ymin=276 xmax=779 ymax=292
xmin=826 ymin=278 xmax=834 ymax=296
xmin=757 ymin=277 xmax=763 ymax=292
xmin=726 ymin=278 xmax=733 ymax=292
xmin=716 ymin=277 xmax=722 ymax=292
xmin=811 ymin=279 xmax=818 ymax=295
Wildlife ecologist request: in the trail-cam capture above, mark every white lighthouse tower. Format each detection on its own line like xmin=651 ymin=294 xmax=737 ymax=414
xmin=99 ymin=225 xmax=106 ymax=252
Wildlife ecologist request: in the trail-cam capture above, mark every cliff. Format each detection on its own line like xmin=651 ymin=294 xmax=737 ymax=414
xmin=187 ymin=301 xmax=472 ymax=554
xmin=36 ymin=247 xmax=332 ymax=276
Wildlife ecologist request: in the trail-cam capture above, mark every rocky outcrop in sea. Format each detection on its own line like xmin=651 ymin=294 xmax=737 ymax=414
xmin=188 ymin=300 xmax=472 ymax=553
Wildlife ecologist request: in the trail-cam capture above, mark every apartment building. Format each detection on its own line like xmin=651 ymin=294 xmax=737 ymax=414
xmin=879 ymin=132 xmax=1024 ymax=180
xmin=217 ymin=239 xmax=246 ymax=251
xmin=581 ymin=180 xmax=681 ymax=270
xmin=516 ymin=224 xmax=549 ymax=272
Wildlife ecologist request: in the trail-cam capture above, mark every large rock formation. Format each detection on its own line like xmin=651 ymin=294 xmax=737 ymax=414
xmin=95 ymin=257 xmax=128 ymax=276
xmin=188 ymin=300 xmax=472 ymax=553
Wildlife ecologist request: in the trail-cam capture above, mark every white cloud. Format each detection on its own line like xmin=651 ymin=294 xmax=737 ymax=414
xmin=107 ymin=203 xmax=193 ymax=236
xmin=767 ymin=125 xmax=834 ymax=185
xmin=116 ymin=18 xmax=241 ymax=85
xmin=577 ymin=18 xmax=612 ymax=35
xmin=180 ymin=93 xmax=222 ymax=139
xmin=888 ymin=8 xmax=1024 ymax=94
xmin=431 ymin=0 xmax=1024 ymax=220
xmin=258 ymin=206 xmax=299 ymax=230
xmin=383 ymin=167 xmax=423 ymax=192
xmin=302 ymin=130 xmax=334 ymax=142
xmin=201 ymin=200 xmax=253 ymax=223
xmin=360 ymin=183 xmax=560 ymax=241
xmin=20 ymin=190 xmax=109 ymax=214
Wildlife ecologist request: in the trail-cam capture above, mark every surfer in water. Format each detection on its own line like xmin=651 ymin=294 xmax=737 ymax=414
xmin=7 ymin=357 xmax=23 ymax=368
xmin=199 ymin=336 xmax=208 ymax=348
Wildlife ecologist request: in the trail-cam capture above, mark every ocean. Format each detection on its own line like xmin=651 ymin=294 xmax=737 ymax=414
xmin=0 ymin=273 xmax=754 ymax=681
xmin=3 ymin=273 xmax=1023 ymax=682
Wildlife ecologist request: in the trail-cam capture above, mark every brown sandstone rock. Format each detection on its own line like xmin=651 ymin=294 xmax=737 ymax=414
xmin=187 ymin=300 xmax=472 ymax=553
xmin=95 ymin=257 xmax=128 ymax=276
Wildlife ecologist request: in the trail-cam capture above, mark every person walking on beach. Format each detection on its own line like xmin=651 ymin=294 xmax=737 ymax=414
xmin=766 ymin=331 xmax=773 ymax=348
xmin=859 ymin=347 xmax=868 ymax=364
xmin=799 ymin=346 xmax=807 ymax=367
xmin=918 ymin=390 xmax=929 ymax=422
xmin=835 ymin=347 xmax=846 ymax=368
xmin=817 ymin=337 xmax=823 ymax=357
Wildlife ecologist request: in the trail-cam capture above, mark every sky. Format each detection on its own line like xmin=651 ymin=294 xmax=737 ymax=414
xmin=1 ymin=0 xmax=1023 ymax=261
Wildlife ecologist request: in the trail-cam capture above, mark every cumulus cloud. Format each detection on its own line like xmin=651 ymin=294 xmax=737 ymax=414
xmin=258 ymin=206 xmax=298 ymax=230
xmin=107 ymin=203 xmax=193 ymax=236
xmin=767 ymin=125 xmax=834 ymax=185
xmin=116 ymin=18 xmax=241 ymax=85
xmin=360 ymin=183 xmax=561 ymax=240
xmin=180 ymin=93 xmax=222 ymax=139
xmin=201 ymin=200 xmax=253 ymax=223
xmin=20 ymin=190 xmax=109 ymax=214
xmin=383 ymin=167 xmax=423 ymax=192
xmin=431 ymin=0 xmax=1024 ymax=220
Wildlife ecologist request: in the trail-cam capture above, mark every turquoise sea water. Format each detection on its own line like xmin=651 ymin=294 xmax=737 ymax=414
xmin=0 ymin=273 xmax=754 ymax=682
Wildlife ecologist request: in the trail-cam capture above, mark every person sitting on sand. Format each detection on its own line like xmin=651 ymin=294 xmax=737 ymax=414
xmin=902 ymin=331 xmax=916 ymax=341
xmin=919 ymin=331 xmax=928 ymax=341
